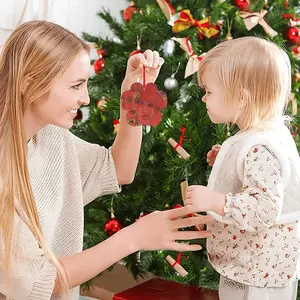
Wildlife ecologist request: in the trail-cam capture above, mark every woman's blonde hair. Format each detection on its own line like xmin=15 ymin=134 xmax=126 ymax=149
xmin=198 ymin=36 xmax=291 ymax=131
xmin=0 ymin=20 xmax=89 ymax=298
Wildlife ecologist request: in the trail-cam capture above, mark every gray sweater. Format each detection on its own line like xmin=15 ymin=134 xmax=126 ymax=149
xmin=0 ymin=125 xmax=120 ymax=299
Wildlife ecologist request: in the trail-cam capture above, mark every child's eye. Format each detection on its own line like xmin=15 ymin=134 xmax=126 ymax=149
xmin=72 ymin=82 xmax=83 ymax=90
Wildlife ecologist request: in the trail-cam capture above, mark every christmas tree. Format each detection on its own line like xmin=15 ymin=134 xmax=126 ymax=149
xmin=73 ymin=0 xmax=300 ymax=291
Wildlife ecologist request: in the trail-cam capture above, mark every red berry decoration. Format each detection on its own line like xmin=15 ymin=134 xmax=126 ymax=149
xmin=235 ymin=0 xmax=250 ymax=10
xmin=104 ymin=218 xmax=123 ymax=236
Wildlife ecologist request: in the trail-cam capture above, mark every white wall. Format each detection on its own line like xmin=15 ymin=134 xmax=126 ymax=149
xmin=0 ymin=0 xmax=128 ymax=48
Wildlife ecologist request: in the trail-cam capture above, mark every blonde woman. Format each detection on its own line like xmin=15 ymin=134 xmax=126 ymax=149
xmin=184 ymin=37 xmax=300 ymax=299
xmin=0 ymin=20 xmax=212 ymax=300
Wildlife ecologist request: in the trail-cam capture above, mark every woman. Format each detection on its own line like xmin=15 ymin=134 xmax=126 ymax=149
xmin=0 ymin=20 xmax=212 ymax=299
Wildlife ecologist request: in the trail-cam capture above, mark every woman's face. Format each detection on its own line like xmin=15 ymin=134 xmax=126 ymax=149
xmin=27 ymin=51 xmax=91 ymax=132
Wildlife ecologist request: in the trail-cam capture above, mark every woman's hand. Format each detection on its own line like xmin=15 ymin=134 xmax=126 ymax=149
xmin=128 ymin=205 xmax=213 ymax=252
xmin=122 ymin=50 xmax=164 ymax=91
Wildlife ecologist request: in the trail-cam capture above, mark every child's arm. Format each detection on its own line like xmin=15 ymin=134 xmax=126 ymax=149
xmin=219 ymin=144 xmax=283 ymax=231
xmin=185 ymin=144 xmax=284 ymax=231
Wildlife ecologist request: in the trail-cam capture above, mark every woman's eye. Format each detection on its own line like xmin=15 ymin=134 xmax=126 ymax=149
xmin=72 ymin=83 xmax=83 ymax=90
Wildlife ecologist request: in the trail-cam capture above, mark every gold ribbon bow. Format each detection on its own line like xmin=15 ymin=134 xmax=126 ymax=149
xmin=239 ymin=10 xmax=278 ymax=38
xmin=172 ymin=9 xmax=219 ymax=39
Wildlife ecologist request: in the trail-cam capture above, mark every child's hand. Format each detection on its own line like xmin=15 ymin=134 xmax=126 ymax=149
xmin=185 ymin=185 xmax=226 ymax=216
xmin=207 ymin=144 xmax=221 ymax=166
xmin=122 ymin=50 xmax=164 ymax=91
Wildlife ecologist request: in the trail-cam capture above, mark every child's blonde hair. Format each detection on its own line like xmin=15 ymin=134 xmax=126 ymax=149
xmin=198 ymin=36 xmax=291 ymax=131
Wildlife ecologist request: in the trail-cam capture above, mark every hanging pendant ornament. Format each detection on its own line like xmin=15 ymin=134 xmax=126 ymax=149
xmin=164 ymin=74 xmax=178 ymax=90
xmin=124 ymin=1 xmax=137 ymax=21
xmin=166 ymin=253 xmax=188 ymax=277
xmin=168 ymin=126 xmax=190 ymax=160
xmin=104 ymin=197 xmax=123 ymax=236
xmin=225 ymin=18 xmax=233 ymax=40
xmin=130 ymin=35 xmax=143 ymax=57
xmin=94 ymin=57 xmax=105 ymax=74
xmin=164 ymin=62 xmax=180 ymax=90
xmin=121 ymin=66 xmax=168 ymax=126
xmin=163 ymin=39 xmax=176 ymax=56
xmin=113 ymin=119 xmax=120 ymax=134
xmin=235 ymin=0 xmax=250 ymax=10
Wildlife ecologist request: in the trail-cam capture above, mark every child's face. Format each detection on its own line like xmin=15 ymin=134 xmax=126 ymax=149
xmin=30 ymin=51 xmax=91 ymax=130
xmin=201 ymin=68 xmax=235 ymax=124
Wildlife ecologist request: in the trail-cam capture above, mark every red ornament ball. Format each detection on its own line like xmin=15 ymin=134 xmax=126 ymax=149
xmin=96 ymin=48 xmax=106 ymax=58
xmin=104 ymin=218 xmax=123 ymax=236
xmin=124 ymin=3 xmax=137 ymax=21
xmin=94 ymin=58 xmax=105 ymax=74
xmin=235 ymin=0 xmax=249 ymax=10
xmin=286 ymin=27 xmax=300 ymax=45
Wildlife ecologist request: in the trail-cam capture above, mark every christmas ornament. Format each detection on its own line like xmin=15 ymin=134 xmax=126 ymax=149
xmin=283 ymin=14 xmax=300 ymax=27
xmin=285 ymin=27 xmax=300 ymax=44
xmin=164 ymin=74 xmax=178 ymax=90
xmin=172 ymin=37 xmax=205 ymax=78
xmin=121 ymin=67 xmax=168 ymax=126
xmin=124 ymin=1 xmax=137 ymax=21
xmin=239 ymin=10 xmax=278 ymax=38
xmin=130 ymin=35 xmax=142 ymax=57
xmin=94 ymin=58 xmax=105 ymax=74
xmin=96 ymin=96 xmax=107 ymax=111
xmin=166 ymin=253 xmax=188 ymax=277
xmin=164 ymin=62 xmax=180 ymax=90
xmin=74 ymin=108 xmax=83 ymax=121
xmin=172 ymin=10 xmax=219 ymax=40
xmin=113 ymin=119 xmax=120 ymax=134
xmin=156 ymin=0 xmax=175 ymax=21
xmin=156 ymin=0 xmax=178 ymax=26
xmin=104 ymin=197 xmax=123 ymax=236
xmin=104 ymin=218 xmax=123 ymax=236
xmin=163 ymin=39 xmax=176 ymax=56
xmin=97 ymin=48 xmax=106 ymax=58
xmin=225 ymin=18 xmax=233 ymax=40
xmin=168 ymin=127 xmax=190 ymax=160
xmin=235 ymin=0 xmax=249 ymax=10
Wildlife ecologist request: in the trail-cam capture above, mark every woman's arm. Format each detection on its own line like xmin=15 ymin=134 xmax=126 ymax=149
xmin=112 ymin=50 xmax=164 ymax=185
xmin=53 ymin=205 xmax=212 ymax=295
